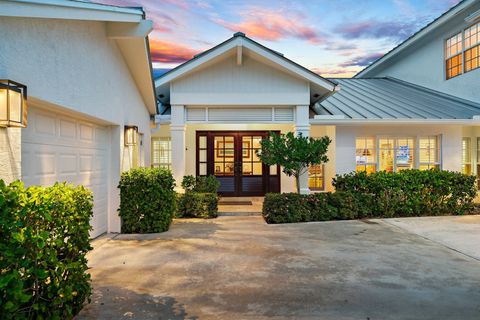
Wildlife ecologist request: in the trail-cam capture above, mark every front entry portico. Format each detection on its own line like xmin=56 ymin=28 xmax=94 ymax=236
xmin=155 ymin=32 xmax=338 ymax=195
xmin=196 ymin=131 xmax=280 ymax=196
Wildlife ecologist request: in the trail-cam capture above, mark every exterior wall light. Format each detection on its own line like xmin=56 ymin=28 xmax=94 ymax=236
xmin=0 ymin=80 xmax=27 ymax=127
xmin=124 ymin=125 xmax=138 ymax=146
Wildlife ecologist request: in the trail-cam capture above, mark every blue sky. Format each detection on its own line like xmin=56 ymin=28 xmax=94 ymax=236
xmin=98 ymin=0 xmax=461 ymax=77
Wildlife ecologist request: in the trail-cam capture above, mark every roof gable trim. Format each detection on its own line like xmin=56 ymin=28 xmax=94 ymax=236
xmin=355 ymin=0 xmax=476 ymax=78
xmin=155 ymin=34 xmax=336 ymax=92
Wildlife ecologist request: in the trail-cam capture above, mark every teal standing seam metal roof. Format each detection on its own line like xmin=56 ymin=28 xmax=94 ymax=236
xmin=315 ymin=77 xmax=480 ymax=120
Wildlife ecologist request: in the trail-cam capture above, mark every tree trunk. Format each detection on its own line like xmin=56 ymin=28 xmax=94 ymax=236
xmin=295 ymin=175 xmax=300 ymax=194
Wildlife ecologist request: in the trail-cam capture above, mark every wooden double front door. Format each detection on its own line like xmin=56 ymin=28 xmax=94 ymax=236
xmin=196 ymin=131 xmax=280 ymax=196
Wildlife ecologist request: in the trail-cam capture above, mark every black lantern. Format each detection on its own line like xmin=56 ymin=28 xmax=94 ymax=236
xmin=124 ymin=125 xmax=138 ymax=146
xmin=0 ymin=80 xmax=27 ymax=127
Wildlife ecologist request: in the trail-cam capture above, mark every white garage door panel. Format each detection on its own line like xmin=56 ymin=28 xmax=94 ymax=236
xmin=22 ymin=107 xmax=109 ymax=238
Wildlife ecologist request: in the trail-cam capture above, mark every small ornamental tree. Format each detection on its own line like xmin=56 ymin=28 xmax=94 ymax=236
xmin=257 ymin=131 xmax=331 ymax=193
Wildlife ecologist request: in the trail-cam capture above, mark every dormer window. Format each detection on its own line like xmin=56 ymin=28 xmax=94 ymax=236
xmin=445 ymin=22 xmax=480 ymax=80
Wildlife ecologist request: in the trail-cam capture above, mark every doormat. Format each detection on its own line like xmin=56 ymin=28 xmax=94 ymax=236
xmin=219 ymin=201 xmax=253 ymax=206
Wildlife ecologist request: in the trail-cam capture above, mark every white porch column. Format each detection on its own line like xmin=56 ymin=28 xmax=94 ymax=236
xmin=295 ymin=105 xmax=310 ymax=194
xmin=170 ymin=105 xmax=186 ymax=192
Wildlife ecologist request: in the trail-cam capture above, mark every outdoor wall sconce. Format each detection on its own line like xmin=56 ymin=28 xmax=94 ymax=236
xmin=124 ymin=125 xmax=138 ymax=146
xmin=0 ymin=80 xmax=27 ymax=127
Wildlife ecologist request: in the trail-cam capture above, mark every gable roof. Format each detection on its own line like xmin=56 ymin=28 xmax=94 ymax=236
xmin=313 ymin=77 xmax=480 ymax=121
xmin=155 ymin=32 xmax=338 ymax=105
xmin=355 ymin=0 xmax=477 ymax=78
xmin=1 ymin=0 xmax=157 ymax=114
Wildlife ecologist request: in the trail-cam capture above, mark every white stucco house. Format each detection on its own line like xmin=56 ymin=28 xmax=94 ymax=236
xmin=0 ymin=0 xmax=157 ymax=237
xmin=152 ymin=0 xmax=480 ymax=197
xmin=1 ymin=0 xmax=480 ymax=238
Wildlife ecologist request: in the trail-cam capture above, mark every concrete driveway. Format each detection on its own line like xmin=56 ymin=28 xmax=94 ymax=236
xmin=77 ymin=216 xmax=480 ymax=320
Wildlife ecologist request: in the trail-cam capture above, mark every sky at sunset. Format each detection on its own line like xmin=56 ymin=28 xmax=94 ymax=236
xmin=97 ymin=0 xmax=461 ymax=78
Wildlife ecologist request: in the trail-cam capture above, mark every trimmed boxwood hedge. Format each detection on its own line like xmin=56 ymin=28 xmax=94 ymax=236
xmin=176 ymin=175 xmax=219 ymax=219
xmin=0 ymin=180 xmax=93 ymax=319
xmin=177 ymin=192 xmax=218 ymax=218
xmin=263 ymin=169 xmax=477 ymax=224
xmin=118 ymin=167 xmax=176 ymax=233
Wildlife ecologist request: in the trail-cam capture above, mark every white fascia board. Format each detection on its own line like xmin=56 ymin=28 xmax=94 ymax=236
xmin=356 ymin=0 xmax=476 ymax=78
xmin=155 ymin=36 xmax=336 ymax=93
xmin=309 ymin=118 xmax=480 ymax=125
xmin=107 ymin=20 xmax=153 ymax=39
xmin=314 ymin=115 xmax=346 ymax=120
xmin=0 ymin=0 xmax=143 ymax=22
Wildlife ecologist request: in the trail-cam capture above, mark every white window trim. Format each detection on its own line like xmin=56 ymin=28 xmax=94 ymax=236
xmin=356 ymin=135 xmax=442 ymax=172
xmin=151 ymin=137 xmax=172 ymax=169
xmin=444 ymin=21 xmax=480 ymax=79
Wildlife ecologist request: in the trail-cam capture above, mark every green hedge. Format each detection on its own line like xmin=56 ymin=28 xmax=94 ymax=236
xmin=181 ymin=175 xmax=220 ymax=193
xmin=177 ymin=192 xmax=218 ymax=218
xmin=118 ymin=167 xmax=176 ymax=233
xmin=333 ymin=169 xmax=476 ymax=217
xmin=263 ymin=192 xmax=367 ymax=224
xmin=0 ymin=180 xmax=93 ymax=319
xmin=263 ymin=169 xmax=477 ymax=224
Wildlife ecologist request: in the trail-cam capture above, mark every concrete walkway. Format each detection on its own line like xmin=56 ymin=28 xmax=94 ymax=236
xmin=380 ymin=215 xmax=480 ymax=261
xmin=78 ymin=216 xmax=480 ymax=320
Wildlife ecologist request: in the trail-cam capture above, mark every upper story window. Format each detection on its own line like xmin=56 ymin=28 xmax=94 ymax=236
xmin=445 ymin=22 xmax=480 ymax=80
xmin=464 ymin=22 xmax=479 ymax=73
xmin=445 ymin=32 xmax=463 ymax=79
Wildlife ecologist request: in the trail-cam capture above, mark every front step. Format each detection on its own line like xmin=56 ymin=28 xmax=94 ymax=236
xmin=218 ymin=196 xmax=263 ymax=216
xmin=218 ymin=211 xmax=262 ymax=217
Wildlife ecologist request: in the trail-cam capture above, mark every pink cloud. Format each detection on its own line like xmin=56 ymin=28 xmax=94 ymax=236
xmin=149 ymin=39 xmax=200 ymax=64
xmin=310 ymin=67 xmax=360 ymax=78
xmin=213 ymin=8 xmax=323 ymax=44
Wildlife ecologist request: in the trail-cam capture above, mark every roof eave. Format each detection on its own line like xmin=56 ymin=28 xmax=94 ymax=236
xmin=310 ymin=118 xmax=480 ymax=125
xmin=0 ymin=0 xmax=144 ymax=22
xmin=355 ymin=0 xmax=476 ymax=78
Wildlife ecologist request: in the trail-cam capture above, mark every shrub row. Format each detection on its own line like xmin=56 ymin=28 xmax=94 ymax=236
xmin=118 ymin=167 xmax=176 ymax=233
xmin=262 ymin=191 xmax=369 ymax=224
xmin=263 ymin=169 xmax=477 ymax=224
xmin=333 ymin=169 xmax=476 ymax=217
xmin=0 ymin=181 xmax=93 ymax=319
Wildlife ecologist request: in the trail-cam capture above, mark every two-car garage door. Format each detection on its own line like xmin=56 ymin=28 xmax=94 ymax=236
xmin=22 ymin=106 xmax=109 ymax=238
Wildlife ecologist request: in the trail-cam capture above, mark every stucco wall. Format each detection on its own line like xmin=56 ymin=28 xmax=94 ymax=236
xmin=364 ymin=1 xmax=480 ymax=103
xmin=311 ymin=125 xmax=336 ymax=192
xmin=0 ymin=128 xmax=21 ymax=184
xmin=0 ymin=16 xmax=151 ymax=233
xmin=335 ymin=124 xmax=463 ymax=175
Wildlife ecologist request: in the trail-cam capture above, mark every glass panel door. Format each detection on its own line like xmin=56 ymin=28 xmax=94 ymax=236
xmin=239 ymin=134 xmax=266 ymax=195
xmin=212 ymin=134 xmax=237 ymax=195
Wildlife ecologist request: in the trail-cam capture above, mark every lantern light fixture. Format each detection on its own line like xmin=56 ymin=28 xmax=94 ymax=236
xmin=0 ymin=80 xmax=27 ymax=128
xmin=124 ymin=125 xmax=138 ymax=146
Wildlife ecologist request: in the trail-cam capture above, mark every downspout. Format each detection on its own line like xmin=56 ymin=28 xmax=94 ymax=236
xmin=310 ymin=84 xmax=341 ymax=114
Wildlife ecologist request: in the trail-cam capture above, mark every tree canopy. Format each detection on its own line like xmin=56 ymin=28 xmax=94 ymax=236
xmin=257 ymin=131 xmax=331 ymax=193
